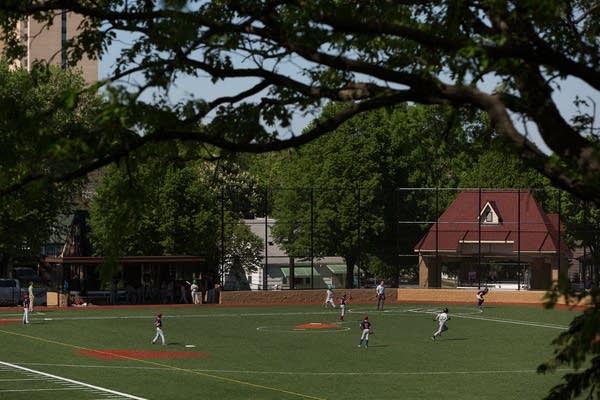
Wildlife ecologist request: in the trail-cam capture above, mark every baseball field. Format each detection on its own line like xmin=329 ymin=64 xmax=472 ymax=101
xmin=0 ymin=301 xmax=581 ymax=399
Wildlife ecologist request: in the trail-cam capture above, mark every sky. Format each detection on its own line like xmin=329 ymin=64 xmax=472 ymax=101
xmin=99 ymin=36 xmax=600 ymax=157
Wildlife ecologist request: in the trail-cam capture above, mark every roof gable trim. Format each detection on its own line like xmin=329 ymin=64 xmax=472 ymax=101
xmin=479 ymin=201 xmax=502 ymax=225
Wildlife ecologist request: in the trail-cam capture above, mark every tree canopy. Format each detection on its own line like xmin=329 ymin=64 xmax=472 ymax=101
xmin=0 ymin=62 xmax=96 ymax=276
xmin=1 ymin=2 xmax=600 ymax=398
xmin=0 ymin=1 xmax=599 ymax=204
xmin=271 ymin=104 xmax=387 ymax=287
xmin=269 ymin=102 xmax=491 ymax=287
xmin=88 ymin=144 xmax=265 ymax=285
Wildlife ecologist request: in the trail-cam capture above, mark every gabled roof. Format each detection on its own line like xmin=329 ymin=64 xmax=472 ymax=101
xmin=414 ymin=190 xmax=571 ymax=255
xmin=479 ymin=201 xmax=502 ymax=224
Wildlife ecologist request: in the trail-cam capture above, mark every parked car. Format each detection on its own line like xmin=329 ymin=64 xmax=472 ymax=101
xmin=0 ymin=275 xmax=48 ymax=307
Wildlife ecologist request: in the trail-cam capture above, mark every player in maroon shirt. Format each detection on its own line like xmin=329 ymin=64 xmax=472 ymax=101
xmin=476 ymin=287 xmax=489 ymax=311
xmin=152 ymin=313 xmax=165 ymax=345
xmin=357 ymin=315 xmax=372 ymax=348
xmin=339 ymin=293 xmax=349 ymax=321
xmin=22 ymin=294 xmax=30 ymax=324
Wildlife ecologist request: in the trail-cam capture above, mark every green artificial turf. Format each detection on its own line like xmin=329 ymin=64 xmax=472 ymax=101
xmin=0 ymin=303 xmax=581 ymax=400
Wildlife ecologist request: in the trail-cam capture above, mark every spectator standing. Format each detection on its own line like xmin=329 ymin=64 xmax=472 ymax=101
xmin=207 ymin=280 xmax=217 ymax=303
xmin=166 ymin=280 xmax=174 ymax=303
xmin=179 ymin=282 xmax=189 ymax=303
xmin=200 ymin=274 xmax=207 ymax=304
xmin=125 ymin=282 xmax=136 ymax=304
xmin=376 ymin=280 xmax=385 ymax=311
xmin=110 ymin=279 xmax=118 ymax=305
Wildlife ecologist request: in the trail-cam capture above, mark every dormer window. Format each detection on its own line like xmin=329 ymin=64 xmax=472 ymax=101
xmin=479 ymin=201 xmax=501 ymax=225
xmin=483 ymin=209 xmax=493 ymax=223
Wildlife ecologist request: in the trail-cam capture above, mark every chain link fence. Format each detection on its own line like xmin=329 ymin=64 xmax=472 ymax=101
xmin=218 ymin=187 xmax=599 ymax=291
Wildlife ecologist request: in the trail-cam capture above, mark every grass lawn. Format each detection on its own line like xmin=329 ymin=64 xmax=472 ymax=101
xmin=0 ymin=302 xmax=581 ymax=400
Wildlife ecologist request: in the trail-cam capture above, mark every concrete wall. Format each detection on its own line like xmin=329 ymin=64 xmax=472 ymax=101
xmin=219 ymin=287 xmax=567 ymax=306
xmin=397 ymin=288 xmax=547 ymax=304
xmin=220 ymin=288 xmax=394 ymax=306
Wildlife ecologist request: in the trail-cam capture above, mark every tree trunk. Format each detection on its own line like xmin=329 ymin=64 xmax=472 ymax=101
xmin=0 ymin=252 xmax=11 ymax=279
xmin=289 ymin=256 xmax=295 ymax=289
xmin=345 ymin=259 xmax=355 ymax=289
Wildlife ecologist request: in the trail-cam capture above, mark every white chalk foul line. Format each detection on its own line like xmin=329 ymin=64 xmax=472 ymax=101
xmin=0 ymin=360 xmax=147 ymax=399
xmin=14 ymin=362 xmax=575 ymax=377
xmin=407 ymin=308 xmax=568 ymax=330
xmin=257 ymin=325 xmax=352 ymax=333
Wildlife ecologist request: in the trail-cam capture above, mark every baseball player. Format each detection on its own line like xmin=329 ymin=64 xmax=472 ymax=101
xmin=339 ymin=293 xmax=350 ymax=321
xmin=186 ymin=280 xmax=200 ymax=304
xmin=431 ymin=307 xmax=450 ymax=340
xmin=357 ymin=315 xmax=372 ymax=348
xmin=22 ymin=294 xmax=30 ymax=324
xmin=476 ymin=287 xmax=489 ymax=311
xmin=152 ymin=313 xmax=166 ymax=345
xmin=324 ymin=285 xmax=336 ymax=308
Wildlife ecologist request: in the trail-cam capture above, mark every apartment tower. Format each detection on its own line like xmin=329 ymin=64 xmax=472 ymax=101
xmin=3 ymin=11 xmax=98 ymax=83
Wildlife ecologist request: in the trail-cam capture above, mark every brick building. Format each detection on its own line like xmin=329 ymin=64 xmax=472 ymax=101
xmin=414 ymin=190 xmax=571 ymax=290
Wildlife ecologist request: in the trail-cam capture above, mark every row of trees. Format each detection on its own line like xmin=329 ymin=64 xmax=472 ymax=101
xmin=88 ymin=102 xmax=566 ymax=289
xmin=1 ymin=1 xmax=599 ymax=398
xmin=87 ymin=145 xmax=264 ymax=286
xmin=3 ymin=62 xmax=599 ymax=292
xmin=0 ymin=63 xmax=95 ymax=277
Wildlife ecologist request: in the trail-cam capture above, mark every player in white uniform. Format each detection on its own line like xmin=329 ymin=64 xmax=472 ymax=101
xmin=186 ymin=280 xmax=200 ymax=304
xmin=431 ymin=308 xmax=449 ymax=340
xmin=324 ymin=286 xmax=336 ymax=308
xmin=357 ymin=315 xmax=372 ymax=348
xmin=152 ymin=313 xmax=166 ymax=345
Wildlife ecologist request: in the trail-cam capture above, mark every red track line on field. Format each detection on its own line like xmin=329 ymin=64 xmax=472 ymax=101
xmin=76 ymin=349 xmax=210 ymax=360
